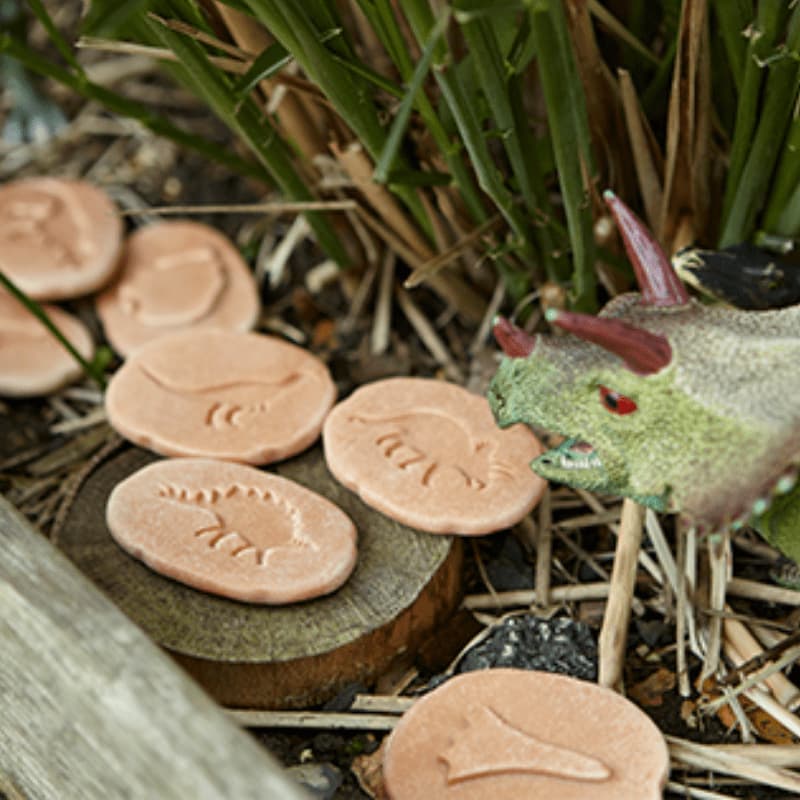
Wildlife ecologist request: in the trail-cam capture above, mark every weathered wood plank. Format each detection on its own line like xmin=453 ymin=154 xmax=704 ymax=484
xmin=0 ymin=495 xmax=308 ymax=800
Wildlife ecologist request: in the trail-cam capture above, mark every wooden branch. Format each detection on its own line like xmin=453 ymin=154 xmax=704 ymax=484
xmin=598 ymin=498 xmax=645 ymax=690
xmin=0 ymin=496 xmax=308 ymax=800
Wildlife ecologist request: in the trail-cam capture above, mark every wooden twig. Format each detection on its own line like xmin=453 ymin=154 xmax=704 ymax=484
xmin=463 ymin=581 xmax=611 ymax=610
xmin=701 ymin=531 xmax=730 ymax=682
xmin=727 ymin=578 xmax=800 ymax=606
xmin=227 ymin=710 xmax=400 ymax=731
xmin=722 ymin=616 xmax=800 ymax=709
xmin=395 ymin=287 xmax=464 ymax=382
xmin=598 ymin=499 xmax=645 ymax=690
xmin=370 ymin=250 xmax=395 ymax=355
xmin=534 ymin=488 xmax=552 ymax=608
xmin=667 ymin=736 xmax=800 ymax=794
xmin=119 ymin=200 xmax=358 ymax=216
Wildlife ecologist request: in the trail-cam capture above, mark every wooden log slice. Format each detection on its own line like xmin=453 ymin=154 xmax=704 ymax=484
xmin=57 ymin=444 xmax=462 ymax=709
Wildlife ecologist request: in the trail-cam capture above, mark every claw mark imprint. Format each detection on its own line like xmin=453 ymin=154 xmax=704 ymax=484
xmin=138 ymin=364 xmax=306 ymax=429
xmin=0 ymin=184 xmax=96 ymax=269
xmin=118 ymin=245 xmax=228 ymax=326
xmin=440 ymin=704 xmax=611 ymax=784
xmin=349 ymin=411 xmax=516 ymax=490
xmin=157 ymin=482 xmax=316 ymax=565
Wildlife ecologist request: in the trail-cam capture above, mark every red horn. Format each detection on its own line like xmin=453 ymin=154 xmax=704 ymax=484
xmin=493 ymin=316 xmax=536 ymax=358
xmin=604 ymin=190 xmax=690 ymax=307
xmin=546 ymin=308 xmax=671 ymax=375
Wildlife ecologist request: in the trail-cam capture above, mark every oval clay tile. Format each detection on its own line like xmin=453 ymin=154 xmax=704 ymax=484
xmin=0 ymin=289 xmax=94 ymax=397
xmin=105 ymin=329 xmax=336 ymax=464
xmin=322 ymin=378 xmax=546 ymax=535
xmin=96 ymin=221 xmax=260 ymax=356
xmin=0 ymin=177 xmax=122 ymax=300
xmin=106 ymin=458 xmax=357 ymax=604
xmin=383 ymin=669 xmax=669 ymax=800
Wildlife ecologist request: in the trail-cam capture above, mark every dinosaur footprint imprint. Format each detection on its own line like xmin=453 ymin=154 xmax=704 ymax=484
xmin=350 ymin=410 xmax=496 ymax=490
xmin=158 ymin=482 xmax=315 ymax=566
xmin=138 ymin=363 xmax=305 ymax=430
xmin=118 ymin=245 xmax=228 ymax=326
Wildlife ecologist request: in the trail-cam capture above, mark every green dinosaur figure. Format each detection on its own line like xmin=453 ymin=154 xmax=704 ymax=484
xmin=487 ymin=191 xmax=800 ymax=581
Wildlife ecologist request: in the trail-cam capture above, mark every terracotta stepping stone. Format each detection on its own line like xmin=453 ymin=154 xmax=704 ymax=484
xmin=323 ymin=377 xmax=546 ymax=534
xmin=383 ymin=669 xmax=669 ymax=799
xmin=105 ymin=328 xmax=336 ymax=464
xmin=96 ymin=220 xmax=260 ymax=356
xmin=0 ymin=177 xmax=122 ymax=300
xmin=106 ymin=458 xmax=357 ymax=604
xmin=58 ymin=444 xmax=462 ymax=709
xmin=0 ymin=289 xmax=94 ymax=397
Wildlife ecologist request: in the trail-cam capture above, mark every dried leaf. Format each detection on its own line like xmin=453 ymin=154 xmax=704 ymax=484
xmin=629 ymin=667 xmax=677 ymax=707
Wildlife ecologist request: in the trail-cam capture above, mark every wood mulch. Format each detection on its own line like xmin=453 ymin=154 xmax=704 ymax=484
xmin=3 ymin=29 xmax=800 ymax=800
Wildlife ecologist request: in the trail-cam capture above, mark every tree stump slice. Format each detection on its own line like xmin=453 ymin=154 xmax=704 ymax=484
xmin=57 ymin=445 xmax=463 ymax=709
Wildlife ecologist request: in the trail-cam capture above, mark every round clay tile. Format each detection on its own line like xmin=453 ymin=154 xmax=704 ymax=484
xmin=0 ymin=289 xmax=94 ymax=397
xmin=106 ymin=458 xmax=357 ymax=604
xmin=322 ymin=377 xmax=546 ymax=534
xmin=96 ymin=220 xmax=260 ymax=356
xmin=0 ymin=177 xmax=122 ymax=300
xmin=383 ymin=669 xmax=669 ymax=800
xmin=105 ymin=328 xmax=336 ymax=464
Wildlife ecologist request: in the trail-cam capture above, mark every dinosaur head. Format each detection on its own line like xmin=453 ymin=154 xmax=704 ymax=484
xmin=488 ymin=192 xmax=800 ymax=529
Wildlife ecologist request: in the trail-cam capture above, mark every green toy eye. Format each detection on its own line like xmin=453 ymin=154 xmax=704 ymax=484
xmin=598 ymin=384 xmax=637 ymax=415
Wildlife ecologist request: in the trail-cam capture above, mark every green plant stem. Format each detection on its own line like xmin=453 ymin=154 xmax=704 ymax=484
xmin=355 ymin=0 xmax=487 ymax=223
xmin=401 ymin=1 xmax=536 ymax=259
xmin=720 ymin=1 xmax=785 ymax=229
xmin=719 ymin=5 xmax=800 ymax=247
xmin=460 ymin=15 xmax=559 ymax=280
xmin=147 ymin=4 xmax=351 ymax=267
xmin=529 ymin=0 xmax=596 ymax=311
xmin=711 ymin=0 xmax=753 ymax=94
xmin=373 ymin=11 xmax=448 ymax=183
xmin=0 ymin=272 xmax=106 ymax=390
xmin=242 ymin=0 xmax=434 ymax=241
xmin=0 ymin=34 xmax=271 ymax=185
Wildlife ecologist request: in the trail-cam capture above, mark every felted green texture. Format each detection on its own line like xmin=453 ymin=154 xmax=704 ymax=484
xmin=57 ymin=445 xmax=457 ymax=664
xmin=489 ymin=294 xmax=800 ymax=551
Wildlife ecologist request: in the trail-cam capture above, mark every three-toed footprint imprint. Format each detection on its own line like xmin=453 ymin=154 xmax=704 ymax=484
xmin=349 ymin=410 xmax=519 ymax=490
xmin=157 ymin=481 xmax=315 ymax=566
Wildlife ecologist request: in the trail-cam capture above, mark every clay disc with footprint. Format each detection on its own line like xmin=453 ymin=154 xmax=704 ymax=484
xmin=96 ymin=220 xmax=260 ymax=356
xmin=105 ymin=328 xmax=336 ymax=464
xmin=323 ymin=377 xmax=546 ymax=534
xmin=106 ymin=458 xmax=357 ymax=603
xmin=0 ymin=289 xmax=94 ymax=396
xmin=0 ymin=177 xmax=123 ymax=300
xmin=383 ymin=668 xmax=669 ymax=799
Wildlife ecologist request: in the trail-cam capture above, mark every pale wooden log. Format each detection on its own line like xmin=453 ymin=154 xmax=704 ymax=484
xmin=0 ymin=495 xmax=308 ymax=800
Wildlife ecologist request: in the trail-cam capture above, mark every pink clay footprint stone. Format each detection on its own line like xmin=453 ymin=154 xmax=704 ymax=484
xmin=0 ymin=289 xmax=94 ymax=397
xmin=106 ymin=458 xmax=357 ymax=604
xmin=383 ymin=668 xmax=669 ymax=800
xmin=0 ymin=177 xmax=122 ymax=300
xmin=322 ymin=377 xmax=546 ymax=534
xmin=96 ymin=220 xmax=260 ymax=356
xmin=105 ymin=328 xmax=336 ymax=464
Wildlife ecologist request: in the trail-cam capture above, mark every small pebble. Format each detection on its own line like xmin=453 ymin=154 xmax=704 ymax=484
xmin=106 ymin=458 xmax=357 ymax=604
xmin=285 ymin=763 xmax=342 ymax=800
xmin=383 ymin=669 xmax=669 ymax=799
xmin=0 ymin=177 xmax=123 ymax=300
xmin=96 ymin=220 xmax=260 ymax=356
xmin=0 ymin=289 xmax=94 ymax=397
xmin=105 ymin=329 xmax=336 ymax=464
xmin=322 ymin=377 xmax=546 ymax=535
xmin=454 ymin=614 xmax=597 ymax=681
